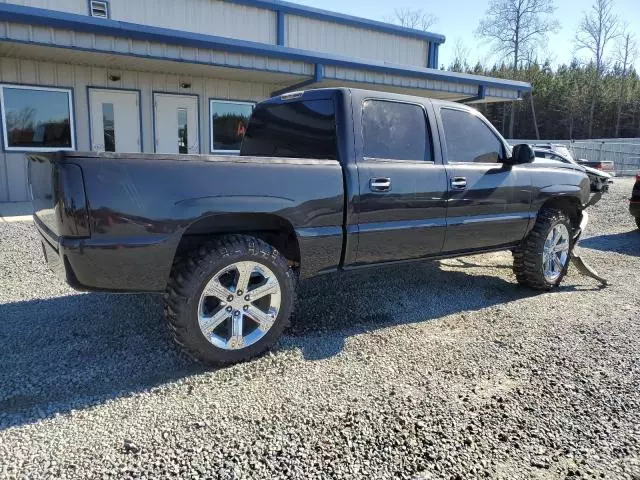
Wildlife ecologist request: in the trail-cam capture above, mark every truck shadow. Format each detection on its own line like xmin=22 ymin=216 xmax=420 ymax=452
xmin=580 ymin=230 xmax=640 ymax=256
xmin=0 ymin=259 xmax=590 ymax=429
xmin=288 ymin=261 xmax=536 ymax=361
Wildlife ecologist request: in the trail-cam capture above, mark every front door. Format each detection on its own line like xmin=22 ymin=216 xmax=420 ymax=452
xmin=154 ymin=93 xmax=199 ymax=154
xmin=89 ymin=88 xmax=141 ymax=153
xmin=438 ymin=106 xmax=532 ymax=253
xmin=353 ymin=98 xmax=448 ymax=265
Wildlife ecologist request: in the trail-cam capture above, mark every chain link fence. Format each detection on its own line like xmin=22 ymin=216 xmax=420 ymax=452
xmin=509 ymin=139 xmax=640 ymax=176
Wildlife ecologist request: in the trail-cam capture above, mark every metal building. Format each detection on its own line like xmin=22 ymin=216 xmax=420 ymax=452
xmin=0 ymin=0 xmax=530 ymax=202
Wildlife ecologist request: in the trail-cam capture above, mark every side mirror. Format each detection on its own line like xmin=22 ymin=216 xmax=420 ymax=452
xmin=507 ymin=144 xmax=535 ymax=165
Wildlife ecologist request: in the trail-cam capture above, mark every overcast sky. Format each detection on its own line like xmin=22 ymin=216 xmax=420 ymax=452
xmin=294 ymin=0 xmax=640 ymax=71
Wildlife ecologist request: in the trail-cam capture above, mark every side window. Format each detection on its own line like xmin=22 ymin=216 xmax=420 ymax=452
xmin=362 ymin=100 xmax=432 ymax=161
xmin=441 ymin=108 xmax=504 ymax=163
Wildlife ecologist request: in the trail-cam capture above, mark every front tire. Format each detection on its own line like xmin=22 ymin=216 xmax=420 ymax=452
xmin=164 ymin=235 xmax=296 ymax=365
xmin=513 ymin=208 xmax=574 ymax=290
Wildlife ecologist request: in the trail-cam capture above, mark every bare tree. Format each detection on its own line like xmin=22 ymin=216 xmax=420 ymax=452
xmin=476 ymin=0 xmax=559 ymax=138
xmin=575 ymin=0 xmax=620 ymax=137
xmin=451 ymin=38 xmax=471 ymax=72
xmin=387 ymin=8 xmax=438 ymax=32
xmin=613 ymin=29 xmax=638 ymax=137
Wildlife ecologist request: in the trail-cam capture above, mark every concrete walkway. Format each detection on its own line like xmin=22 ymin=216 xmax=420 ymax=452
xmin=0 ymin=202 xmax=33 ymax=223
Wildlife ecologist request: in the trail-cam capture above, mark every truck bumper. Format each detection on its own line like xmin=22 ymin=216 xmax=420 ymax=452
xmin=35 ymin=217 xmax=171 ymax=293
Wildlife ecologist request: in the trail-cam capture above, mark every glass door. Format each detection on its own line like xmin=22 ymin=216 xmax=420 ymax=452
xmin=154 ymin=93 xmax=199 ymax=154
xmin=88 ymin=88 xmax=141 ymax=153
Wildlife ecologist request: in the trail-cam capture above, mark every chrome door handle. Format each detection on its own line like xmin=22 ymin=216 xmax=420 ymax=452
xmin=450 ymin=177 xmax=467 ymax=190
xmin=369 ymin=177 xmax=391 ymax=192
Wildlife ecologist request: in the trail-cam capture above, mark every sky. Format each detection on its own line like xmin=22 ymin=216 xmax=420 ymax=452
xmin=294 ymin=0 xmax=640 ymax=71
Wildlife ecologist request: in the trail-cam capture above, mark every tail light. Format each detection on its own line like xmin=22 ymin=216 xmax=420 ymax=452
xmin=636 ymin=173 xmax=640 ymax=182
xmin=57 ymin=164 xmax=90 ymax=237
xmin=594 ymin=162 xmax=603 ymax=170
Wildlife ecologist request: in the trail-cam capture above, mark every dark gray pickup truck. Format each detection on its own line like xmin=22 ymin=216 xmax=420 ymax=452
xmin=29 ymin=87 xmax=593 ymax=365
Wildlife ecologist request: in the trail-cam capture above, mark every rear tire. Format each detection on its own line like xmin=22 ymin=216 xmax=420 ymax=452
xmin=513 ymin=208 xmax=574 ymax=291
xmin=164 ymin=235 xmax=296 ymax=365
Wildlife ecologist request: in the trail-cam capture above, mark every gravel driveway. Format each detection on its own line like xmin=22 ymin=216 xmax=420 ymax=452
xmin=1 ymin=178 xmax=639 ymax=479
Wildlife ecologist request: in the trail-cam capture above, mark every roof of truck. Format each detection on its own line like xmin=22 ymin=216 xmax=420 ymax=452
xmin=263 ymin=87 xmax=477 ymax=111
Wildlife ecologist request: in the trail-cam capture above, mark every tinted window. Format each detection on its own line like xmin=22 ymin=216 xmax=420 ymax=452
xmin=441 ymin=108 xmax=503 ymax=163
xmin=1 ymin=85 xmax=74 ymax=150
xmin=241 ymin=99 xmax=337 ymax=159
xmin=362 ymin=100 xmax=431 ymax=161
xmin=210 ymin=100 xmax=254 ymax=152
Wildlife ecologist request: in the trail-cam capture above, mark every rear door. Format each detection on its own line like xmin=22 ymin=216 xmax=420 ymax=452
xmin=437 ymin=106 xmax=531 ymax=252
xmin=352 ymin=96 xmax=448 ymax=265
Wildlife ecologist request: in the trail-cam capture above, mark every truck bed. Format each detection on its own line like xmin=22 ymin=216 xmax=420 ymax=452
xmin=28 ymin=152 xmax=345 ymax=292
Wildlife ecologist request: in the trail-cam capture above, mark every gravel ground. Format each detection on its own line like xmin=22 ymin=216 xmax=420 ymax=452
xmin=1 ymin=178 xmax=639 ymax=479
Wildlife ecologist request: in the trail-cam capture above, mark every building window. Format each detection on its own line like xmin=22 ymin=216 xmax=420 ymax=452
xmin=89 ymin=0 xmax=109 ymax=18
xmin=210 ymin=100 xmax=254 ymax=153
xmin=0 ymin=84 xmax=75 ymax=152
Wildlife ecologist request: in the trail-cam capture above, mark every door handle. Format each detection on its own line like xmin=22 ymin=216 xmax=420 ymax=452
xmin=369 ymin=177 xmax=392 ymax=192
xmin=450 ymin=177 xmax=467 ymax=190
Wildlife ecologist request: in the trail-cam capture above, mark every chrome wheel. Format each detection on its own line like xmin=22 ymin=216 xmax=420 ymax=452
xmin=542 ymin=224 xmax=570 ymax=283
xmin=198 ymin=261 xmax=281 ymax=351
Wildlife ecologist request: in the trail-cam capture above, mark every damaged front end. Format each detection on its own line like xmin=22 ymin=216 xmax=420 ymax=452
xmin=570 ymin=192 xmax=608 ymax=286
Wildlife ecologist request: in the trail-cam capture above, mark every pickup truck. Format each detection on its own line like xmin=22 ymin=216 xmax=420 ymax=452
xmin=29 ymin=87 xmax=592 ymax=365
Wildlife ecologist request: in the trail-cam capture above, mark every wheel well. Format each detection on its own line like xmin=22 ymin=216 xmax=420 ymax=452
xmin=540 ymin=196 xmax=581 ymax=229
xmin=174 ymin=213 xmax=301 ymax=268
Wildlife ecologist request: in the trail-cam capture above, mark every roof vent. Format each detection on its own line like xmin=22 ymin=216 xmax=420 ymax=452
xmin=90 ymin=0 xmax=109 ymax=18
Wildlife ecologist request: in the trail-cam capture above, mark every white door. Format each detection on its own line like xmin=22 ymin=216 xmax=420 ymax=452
xmin=154 ymin=93 xmax=199 ymax=154
xmin=89 ymin=89 xmax=141 ymax=153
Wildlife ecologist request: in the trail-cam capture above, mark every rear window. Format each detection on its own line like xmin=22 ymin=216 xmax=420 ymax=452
xmin=240 ymin=99 xmax=337 ymax=160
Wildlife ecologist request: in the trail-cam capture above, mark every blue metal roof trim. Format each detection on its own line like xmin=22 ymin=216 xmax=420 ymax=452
xmin=226 ymin=0 xmax=446 ymax=44
xmin=0 ymin=3 xmax=531 ymax=93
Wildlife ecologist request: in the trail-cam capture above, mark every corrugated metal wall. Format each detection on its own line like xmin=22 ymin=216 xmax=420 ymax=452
xmin=0 ymin=57 xmax=279 ymax=202
xmin=323 ymin=65 xmax=478 ymax=97
xmin=286 ymin=15 xmax=428 ymax=68
xmin=109 ymin=0 xmax=276 ymax=44
xmin=0 ymin=22 xmax=311 ymax=77
xmin=0 ymin=0 xmax=277 ymax=44
xmin=1 ymin=0 xmax=430 ymax=67
xmin=0 ymin=0 xmax=84 ymax=14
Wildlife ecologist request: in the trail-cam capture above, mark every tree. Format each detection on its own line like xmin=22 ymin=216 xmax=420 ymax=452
xmin=450 ymin=38 xmax=471 ymax=73
xmin=386 ymin=8 xmax=437 ymax=32
xmin=613 ymin=29 xmax=638 ymax=136
xmin=575 ymin=0 xmax=620 ymax=137
xmin=476 ymin=0 xmax=560 ymax=138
